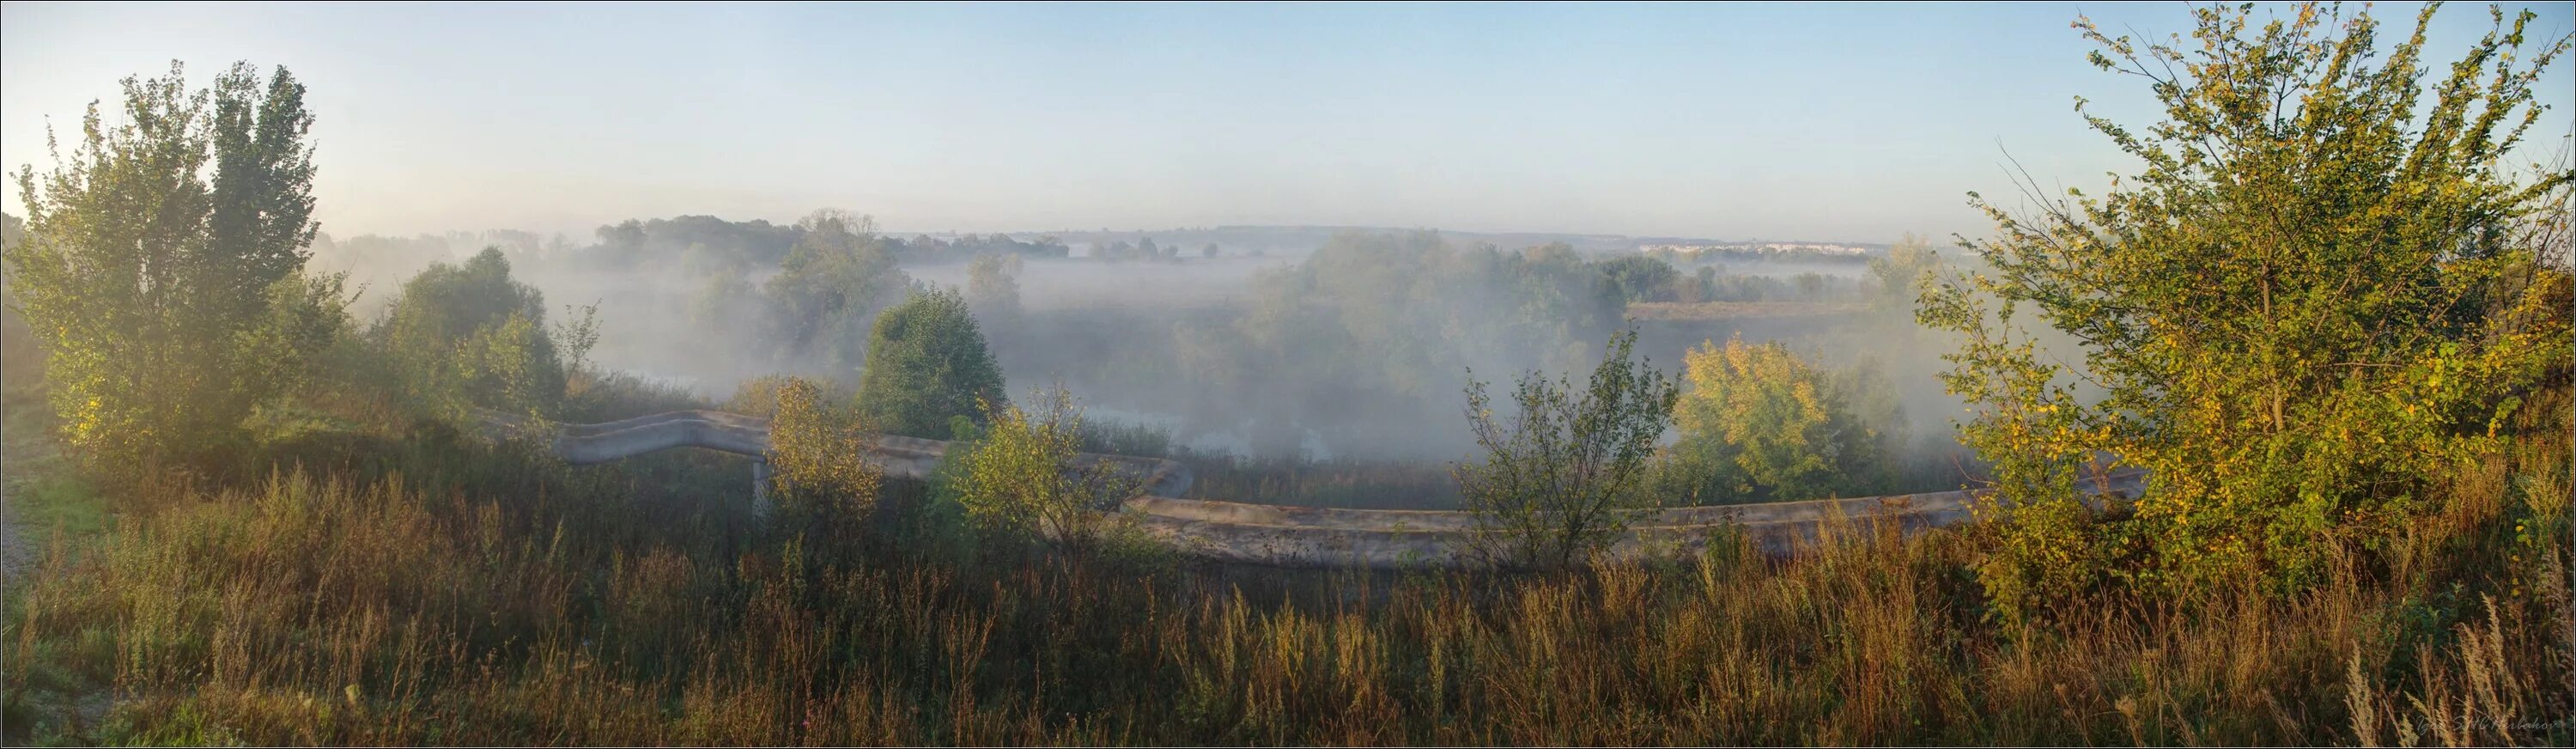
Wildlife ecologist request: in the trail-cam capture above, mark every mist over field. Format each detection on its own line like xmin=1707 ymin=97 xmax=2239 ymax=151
xmin=3 ymin=2 xmax=2570 ymax=746
xmin=299 ymin=217 xmax=1959 ymax=468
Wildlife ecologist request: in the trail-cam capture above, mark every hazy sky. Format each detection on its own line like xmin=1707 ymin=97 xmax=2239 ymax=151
xmin=3 ymin=1 xmax=2569 ymax=242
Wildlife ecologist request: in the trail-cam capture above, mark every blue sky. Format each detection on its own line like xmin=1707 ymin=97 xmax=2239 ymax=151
xmin=3 ymin=1 xmax=2569 ymax=242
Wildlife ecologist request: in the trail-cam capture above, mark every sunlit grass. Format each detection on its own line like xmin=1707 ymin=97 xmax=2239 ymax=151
xmin=3 ymin=381 xmax=2563 ymax=745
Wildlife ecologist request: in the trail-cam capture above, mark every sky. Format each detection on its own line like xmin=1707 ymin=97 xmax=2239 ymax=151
xmin=3 ymin=1 xmax=2570 ymax=243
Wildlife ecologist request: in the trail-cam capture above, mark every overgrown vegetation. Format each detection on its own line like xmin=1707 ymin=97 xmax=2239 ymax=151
xmin=1921 ymin=2 xmax=2576 ymax=612
xmin=1662 ymin=334 xmax=1902 ymax=504
xmin=3 ymin=3 xmax=2569 ymax=745
xmin=5 ymin=61 xmax=341 ymax=480
xmin=948 ymin=385 xmax=1150 ymax=555
xmin=854 ymin=286 xmax=1005 ymax=440
xmin=763 ymin=375 xmax=886 ymax=526
xmin=3 ymin=393 xmax=2562 ymax=744
xmin=1454 ymin=330 xmax=1679 ymax=570
xmin=371 ymin=247 xmax=570 ymax=422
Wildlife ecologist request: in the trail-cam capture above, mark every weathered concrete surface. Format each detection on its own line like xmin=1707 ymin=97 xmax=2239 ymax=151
xmin=551 ymin=411 xmax=772 ymax=464
xmin=1124 ymin=472 xmax=2145 ymax=568
xmin=504 ymin=410 xmax=2144 ymax=569
xmin=488 ymin=409 xmax=1195 ymax=502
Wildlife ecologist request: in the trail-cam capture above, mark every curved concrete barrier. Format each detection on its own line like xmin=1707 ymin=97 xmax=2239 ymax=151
xmin=483 ymin=409 xmax=1195 ymax=500
xmin=1122 ymin=476 xmax=2142 ymax=569
xmin=496 ymin=410 xmax=2143 ymax=569
xmin=554 ymin=411 xmax=773 ymax=464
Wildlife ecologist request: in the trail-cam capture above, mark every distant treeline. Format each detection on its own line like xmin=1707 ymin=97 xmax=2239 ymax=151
xmin=587 ymin=215 xmax=1073 ymax=269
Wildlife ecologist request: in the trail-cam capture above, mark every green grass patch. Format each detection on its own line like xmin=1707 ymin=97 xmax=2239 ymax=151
xmin=6 ymin=379 xmax=111 ymax=545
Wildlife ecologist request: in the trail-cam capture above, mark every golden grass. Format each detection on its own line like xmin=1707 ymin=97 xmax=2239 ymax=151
xmin=2 ymin=377 xmax=2566 ymax=745
xmin=3 ymin=422 xmax=2564 ymax=745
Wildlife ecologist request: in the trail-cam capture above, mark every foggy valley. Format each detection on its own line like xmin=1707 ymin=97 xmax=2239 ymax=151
xmin=2 ymin=2 xmax=2569 ymax=746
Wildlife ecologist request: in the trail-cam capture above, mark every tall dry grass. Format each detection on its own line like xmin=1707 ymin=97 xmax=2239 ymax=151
xmin=3 ymin=383 xmax=2567 ymax=745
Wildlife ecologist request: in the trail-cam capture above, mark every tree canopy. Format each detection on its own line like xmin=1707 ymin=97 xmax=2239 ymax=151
xmin=372 ymin=247 xmax=568 ymax=419
xmin=764 ymin=209 xmax=909 ymax=373
xmin=5 ymin=61 xmax=342 ymax=473
xmin=1922 ymin=3 xmax=2574 ymax=606
xmin=1667 ymin=335 xmax=1894 ymax=504
xmin=1455 ymin=329 xmax=1679 ymax=570
xmin=855 ymin=285 xmax=1007 ymax=440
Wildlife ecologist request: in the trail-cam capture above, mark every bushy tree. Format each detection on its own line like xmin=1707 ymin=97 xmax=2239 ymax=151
xmin=764 ymin=375 xmax=884 ymax=522
xmin=1921 ymin=3 xmax=2574 ymax=607
xmin=1454 ymin=330 xmax=1679 ymax=570
xmin=372 ymin=247 xmax=567 ymax=420
xmin=964 ymin=252 xmax=1023 ymax=331
xmin=1665 ymin=335 xmax=1893 ymax=504
xmin=595 ymin=218 xmax=646 ymax=248
xmin=855 ymin=286 xmax=1005 ymax=439
xmin=1792 ymin=272 xmax=1827 ymax=299
xmin=690 ymin=268 xmax=757 ymax=332
xmin=763 ymin=209 xmax=907 ymax=371
xmin=951 ymin=384 xmax=1149 ymax=552
xmin=1867 ymin=233 xmax=1940 ymax=315
xmin=5 ymin=61 xmax=342 ymax=473
xmin=1594 ymin=253 xmax=1683 ymax=302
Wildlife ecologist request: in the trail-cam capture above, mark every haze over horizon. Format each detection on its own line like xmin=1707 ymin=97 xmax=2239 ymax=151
xmin=4 ymin=1 xmax=2568 ymax=244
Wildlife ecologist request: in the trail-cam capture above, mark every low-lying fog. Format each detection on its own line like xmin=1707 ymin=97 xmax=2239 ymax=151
xmin=311 ymin=218 xmax=1990 ymax=466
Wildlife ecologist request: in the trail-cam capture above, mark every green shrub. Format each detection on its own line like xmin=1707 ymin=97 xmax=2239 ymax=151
xmin=854 ymin=286 xmax=1005 ymax=440
xmin=951 ymin=385 xmax=1145 ymax=553
xmin=1454 ymin=329 xmax=1678 ymax=570
xmin=762 ymin=375 xmax=884 ymax=530
xmin=370 ymin=247 xmax=569 ymax=422
xmin=1921 ymin=3 xmax=2576 ymax=606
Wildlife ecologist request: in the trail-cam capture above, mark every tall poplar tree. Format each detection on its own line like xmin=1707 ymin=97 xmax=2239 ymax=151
xmin=7 ymin=61 xmax=342 ymax=473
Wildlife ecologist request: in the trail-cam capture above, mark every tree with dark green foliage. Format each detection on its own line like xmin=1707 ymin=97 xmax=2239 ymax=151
xmin=5 ymin=61 xmax=343 ymax=474
xmin=372 ymin=247 xmax=567 ymax=420
xmin=1593 ymin=253 xmax=1682 ymax=302
xmin=596 ymin=219 xmax=646 ymax=248
xmin=1921 ymin=3 xmax=2573 ymax=611
xmin=856 ymin=286 xmax=1006 ymax=440
xmin=1454 ymin=329 xmax=1679 ymax=570
xmin=576 ymin=215 xmax=801 ymax=271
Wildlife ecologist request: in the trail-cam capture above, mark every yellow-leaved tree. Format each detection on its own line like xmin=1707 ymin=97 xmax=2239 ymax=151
xmin=1665 ymin=335 xmax=1893 ymax=504
xmin=952 ymin=385 xmax=1147 ymax=554
xmin=764 ymin=376 xmax=884 ymax=525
